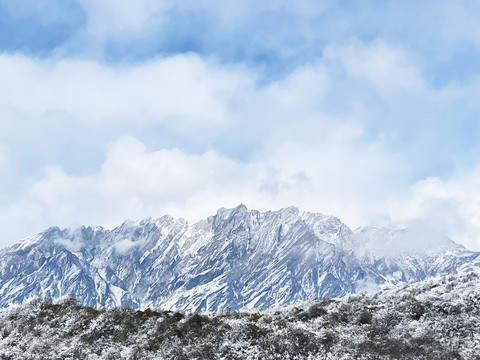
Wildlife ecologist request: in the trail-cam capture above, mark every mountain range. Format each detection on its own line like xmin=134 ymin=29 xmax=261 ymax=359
xmin=0 ymin=205 xmax=478 ymax=311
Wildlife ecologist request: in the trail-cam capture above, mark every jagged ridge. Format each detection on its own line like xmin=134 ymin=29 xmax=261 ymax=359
xmin=0 ymin=205 xmax=478 ymax=311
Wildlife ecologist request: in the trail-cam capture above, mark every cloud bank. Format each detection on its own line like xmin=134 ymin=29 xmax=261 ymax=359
xmin=1 ymin=2 xmax=480 ymax=251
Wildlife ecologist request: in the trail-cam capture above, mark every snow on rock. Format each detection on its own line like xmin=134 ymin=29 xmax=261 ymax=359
xmin=0 ymin=205 xmax=478 ymax=312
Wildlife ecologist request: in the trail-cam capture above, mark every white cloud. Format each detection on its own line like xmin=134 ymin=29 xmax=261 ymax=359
xmin=0 ymin=53 xmax=249 ymax=132
xmin=324 ymin=40 xmax=425 ymax=94
xmin=114 ymin=238 xmax=143 ymax=255
xmin=388 ymin=168 xmax=480 ymax=251
xmin=1 ymin=37 xmax=480 ymax=254
xmin=0 ymin=137 xmax=265 ymax=242
xmin=0 ymin=40 xmax=422 ymax=248
xmin=54 ymin=228 xmax=86 ymax=252
xmin=0 ymin=132 xmax=407 ymax=247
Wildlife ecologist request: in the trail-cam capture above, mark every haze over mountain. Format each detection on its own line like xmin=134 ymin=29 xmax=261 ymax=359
xmin=1 ymin=205 xmax=478 ymax=312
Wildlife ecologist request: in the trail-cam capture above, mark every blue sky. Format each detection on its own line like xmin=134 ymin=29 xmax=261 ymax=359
xmin=1 ymin=0 xmax=480 ymax=250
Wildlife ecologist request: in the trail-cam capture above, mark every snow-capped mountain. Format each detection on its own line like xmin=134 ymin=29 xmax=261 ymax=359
xmin=0 ymin=205 xmax=478 ymax=311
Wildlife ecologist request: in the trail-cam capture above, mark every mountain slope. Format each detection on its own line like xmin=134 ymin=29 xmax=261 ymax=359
xmin=0 ymin=205 xmax=478 ymax=311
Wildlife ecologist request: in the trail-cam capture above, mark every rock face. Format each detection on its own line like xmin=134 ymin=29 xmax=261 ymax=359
xmin=0 ymin=205 xmax=478 ymax=311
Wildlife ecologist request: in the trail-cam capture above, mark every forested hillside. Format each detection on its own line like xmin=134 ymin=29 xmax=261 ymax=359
xmin=1 ymin=271 xmax=479 ymax=359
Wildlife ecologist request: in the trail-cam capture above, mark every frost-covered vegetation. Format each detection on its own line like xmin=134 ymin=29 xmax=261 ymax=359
xmin=1 ymin=271 xmax=479 ymax=359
